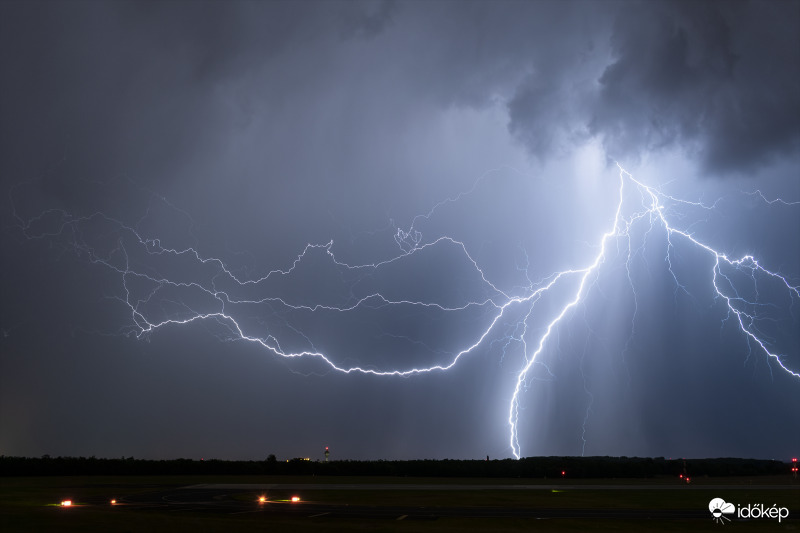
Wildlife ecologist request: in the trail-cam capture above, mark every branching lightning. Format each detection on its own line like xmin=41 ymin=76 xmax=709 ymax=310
xmin=12 ymin=164 xmax=800 ymax=458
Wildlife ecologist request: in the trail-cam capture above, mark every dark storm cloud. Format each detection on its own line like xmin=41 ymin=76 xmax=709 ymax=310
xmin=1 ymin=1 xmax=304 ymax=202
xmin=507 ymin=0 xmax=800 ymax=175
xmin=597 ymin=0 xmax=800 ymax=174
xmin=1 ymin=0 xmax=400 ymax=210
xmin=2 ymin=0 xmax=797 ymax=207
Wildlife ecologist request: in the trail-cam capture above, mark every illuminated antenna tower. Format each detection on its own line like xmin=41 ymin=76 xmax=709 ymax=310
xmin=324 ymin=446 xmax=330 ymax=462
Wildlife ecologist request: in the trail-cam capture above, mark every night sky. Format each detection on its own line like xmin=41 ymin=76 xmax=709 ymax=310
xmin=1 ymin=0 xmax=798 ymax=462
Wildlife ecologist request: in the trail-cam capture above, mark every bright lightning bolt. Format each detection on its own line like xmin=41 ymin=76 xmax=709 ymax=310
xmin=12 ymin=164 xmax=799 ymax=459
xmin=506 ymin=164 xmax=800 ymax=458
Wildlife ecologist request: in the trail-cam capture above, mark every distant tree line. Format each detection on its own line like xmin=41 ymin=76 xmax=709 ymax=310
xmin=0 ymin=455 xmax=791 ymax=478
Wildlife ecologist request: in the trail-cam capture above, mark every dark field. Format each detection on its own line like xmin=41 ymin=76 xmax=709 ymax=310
xmin=1 ymin=475 xmax=798 ymax=532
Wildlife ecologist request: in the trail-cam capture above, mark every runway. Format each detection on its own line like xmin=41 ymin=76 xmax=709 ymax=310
xmin=108 ymin=482 xmax=797 ymax=522
xmin=119 ymin=487 xmax=703 ymax=520
xmin=186 ymin=482 xmax=800 ymax=491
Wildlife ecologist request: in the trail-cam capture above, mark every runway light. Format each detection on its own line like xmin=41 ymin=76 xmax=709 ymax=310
xmin=110 ymin=499 xmax=117 ymax=505
xmin=258 ymin=496 xmax=267 ymax=503
xmin=61 ymin=500 xmax=72 ymax=507
xmin=291 ymin=496 xmax=300 ymax=502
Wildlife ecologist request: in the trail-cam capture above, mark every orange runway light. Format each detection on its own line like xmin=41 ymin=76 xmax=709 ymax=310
xmin=291 ymin=496 xmax=300 ymax=502
xmin=110 ymin=499 xmax=117 ymax=505
xmin=61 ymin=500 xmax=72 ymax=507
xmin=258 ymin=496 xmax=267 ymax=503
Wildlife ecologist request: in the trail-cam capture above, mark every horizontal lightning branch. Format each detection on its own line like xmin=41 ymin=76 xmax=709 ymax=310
xmin=13 ymin=164 xmax=799 ymax=459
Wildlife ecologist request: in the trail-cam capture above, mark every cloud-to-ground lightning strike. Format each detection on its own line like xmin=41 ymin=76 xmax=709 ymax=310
xmin=506 ymin=165 xmax=800 ymax=457
xmin=13 ymin=164 xmax=800 ymax=458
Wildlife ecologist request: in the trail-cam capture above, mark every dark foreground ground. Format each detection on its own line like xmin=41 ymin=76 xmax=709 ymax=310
xmin=1 ymin=475 xmax=798 ymax=532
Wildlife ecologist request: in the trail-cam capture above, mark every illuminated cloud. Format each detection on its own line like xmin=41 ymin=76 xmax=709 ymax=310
xmin=0 ymin=0 xmax=797 ymax=461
